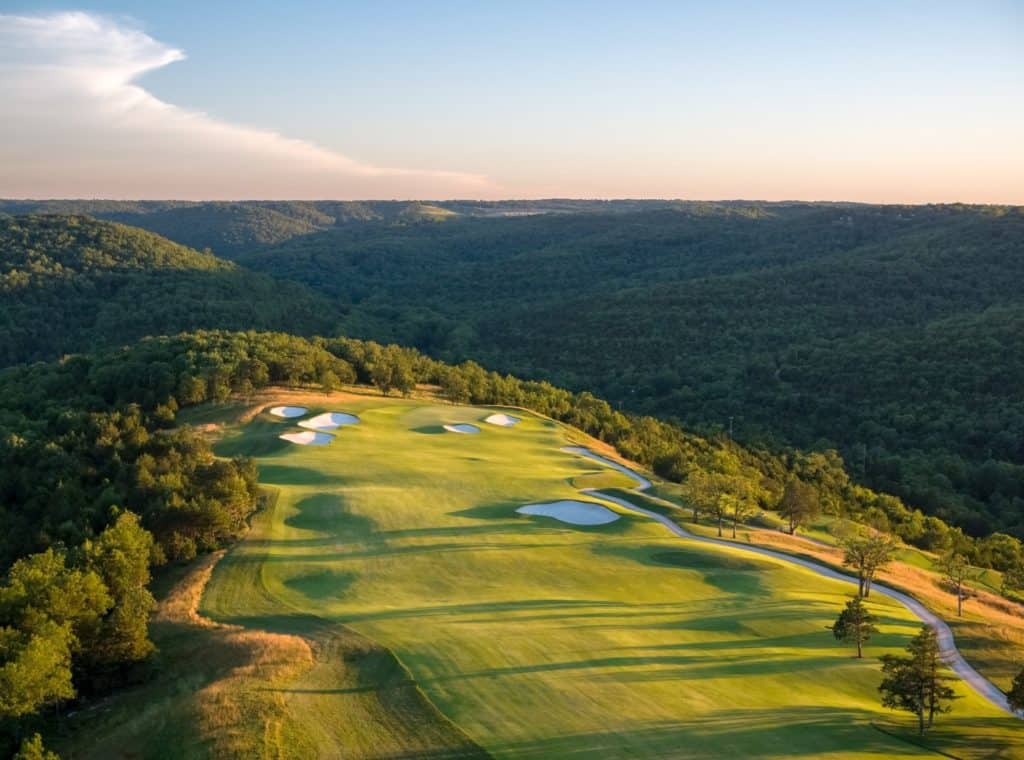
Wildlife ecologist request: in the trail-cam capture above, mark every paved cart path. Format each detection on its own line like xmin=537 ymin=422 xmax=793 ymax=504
xmin=564 ymin=446 xmax=1015 ymax=716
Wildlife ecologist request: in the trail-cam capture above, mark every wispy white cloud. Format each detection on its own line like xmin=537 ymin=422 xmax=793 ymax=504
xmin=0 ymin=12 xmax=496 ymax=199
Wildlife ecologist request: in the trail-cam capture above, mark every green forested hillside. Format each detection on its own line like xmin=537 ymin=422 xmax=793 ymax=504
xmin=0 ymin=215 xmax=343 ymax=364
xmin=220 ymin=203 xmax=1023 ymax=537
xmin=2 ymin=204 xmax=1020 ymax=537
xmin=0 ymin=199 xmax=698 ymax=258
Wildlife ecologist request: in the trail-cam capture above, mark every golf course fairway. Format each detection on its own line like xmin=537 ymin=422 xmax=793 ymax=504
xmin=200 ymin=395 xmax=1022 ymax=758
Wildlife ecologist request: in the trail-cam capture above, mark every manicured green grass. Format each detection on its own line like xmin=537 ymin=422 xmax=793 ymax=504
xmin=202 ymin=397 xmax=1022 ymax=758
xmin=571 ymin=469 xmax=639 ymax=490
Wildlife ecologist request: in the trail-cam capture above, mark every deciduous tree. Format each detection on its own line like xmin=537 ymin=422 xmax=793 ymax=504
xmin=14 ymin=733 xmax=60 ymax=760
xmin=778 ymin=478 xmax=820 ymax=535
xmin=841 ymin=528 xmax=896 ymax=597
xmin=729 ymin=493 xmax=757 ymax=539
xmin=940 ymin=551 xmax=970 ymax=617
xmin=0 ymin=621 xmax=75 ymax=719
xmin=83 ymin=512 xmax=157 ymax=668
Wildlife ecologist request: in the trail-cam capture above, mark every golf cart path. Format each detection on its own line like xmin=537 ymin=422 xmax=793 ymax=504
xmin=563 ymin=446 xmax=1015 ymax=716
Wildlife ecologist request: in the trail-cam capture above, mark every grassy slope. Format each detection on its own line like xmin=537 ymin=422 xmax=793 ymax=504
xmin=197 ymin=395 xmax=1020 ymax=758
xmin=51 ymin=552 xmax=318 ymax=759
xmin=51 ymin=527 xmax=482 ymax=759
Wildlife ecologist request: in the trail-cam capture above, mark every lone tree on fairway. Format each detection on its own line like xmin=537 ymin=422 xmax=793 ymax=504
xmin=841 ymin=528 xmax=896 ymax=597
xmin=778 ymin=478 xmax=820 ymax=535
xmin=832 ymin=595 xmax=877 ymax=658
xmin=1008 ymin=667 xmax=1024 ymax=713
xmin=879 ymin=625 xmax=959 ymax=735
xmin=940 ymin=551 xmax=970 ymax=617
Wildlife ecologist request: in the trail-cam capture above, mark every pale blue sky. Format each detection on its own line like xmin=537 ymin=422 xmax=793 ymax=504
xmin=1 ymin=1 xmax=1021 ymax=200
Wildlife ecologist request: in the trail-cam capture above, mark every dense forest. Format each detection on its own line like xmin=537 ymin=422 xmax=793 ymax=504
xmin=0 ymin=200 xmax=684 ymax=258
xmin=0 ymin=215 xmax=342 ymax=365
xmin=1 ymin=206 xmax=1021 ymax=540
xmin=120 ymin=201 xmax=1021 ymax=539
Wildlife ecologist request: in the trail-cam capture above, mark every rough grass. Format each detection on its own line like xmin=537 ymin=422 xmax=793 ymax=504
xmin=195 ymin=395 xmax=1022 ymax=758
xmin=50 ymin=552 xmax=318 ymax=759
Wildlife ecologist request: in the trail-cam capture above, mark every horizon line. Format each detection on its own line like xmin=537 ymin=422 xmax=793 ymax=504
xmin=2 ymin=197 xmax=1021 ymax=209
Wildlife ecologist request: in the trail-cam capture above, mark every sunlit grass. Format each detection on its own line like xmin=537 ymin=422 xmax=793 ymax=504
xmin=192 ymin=395 xmax=1021 ymax=758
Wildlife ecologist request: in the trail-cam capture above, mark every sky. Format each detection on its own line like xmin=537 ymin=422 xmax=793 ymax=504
xmin=0 ymin=1 xmax=1022 ymax=202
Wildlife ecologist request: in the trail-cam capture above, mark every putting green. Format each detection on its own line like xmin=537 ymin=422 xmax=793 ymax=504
xmin=201 ymin=397 xmax=1021 ymax=758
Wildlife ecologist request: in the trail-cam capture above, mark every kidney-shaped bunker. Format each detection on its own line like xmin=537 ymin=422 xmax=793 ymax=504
xmin=517 ymin=500 xmax=620 ymax=525
xmin=443 ymin=423 xmax=480 ymax=434
xmin=299 ymin=412 xmax=360 ymax=431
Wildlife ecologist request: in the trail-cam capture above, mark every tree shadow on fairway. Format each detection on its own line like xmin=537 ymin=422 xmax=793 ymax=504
xmin=343 ymin=597 xmax=630 ymax=624
xmin=285 ymin=493 xmax=376 ymax=538
xmin=591 ymin=542 xmax=769 ymax=597
xmin=658 ymin=602 xmax=830 ymax=633
xmin=449 ymin=500 xmax=528 ymax=522
xmin=218 ymin=540 xmax=572 ymax=567
xmin=380 ymin=521 xmax=535 ymax=541
xmin=487 ymin=707 xmax=917 ymax=758
xmin=424 ymin=648 xmax=857 ymax=688
xmin=258 ymin=463 xmax=349 ymax=486
xmin=283 ymin=568 xmax=358 ymax=600
xmin=872 ymin=715 xmax=1024 ymax=759
xmin=411 ymin=425 xmax=446 ymax=434
xmin=214 ymin=427 xmax=292 ymax=458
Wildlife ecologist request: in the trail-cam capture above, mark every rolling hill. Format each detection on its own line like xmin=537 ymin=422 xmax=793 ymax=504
xmin=0 ymin=199 xmax=708 ymax=258
xmin=3 ymin=202 xmax=1022 ymax=535
xmin=0 ymin=214 xmax=343 ymax=365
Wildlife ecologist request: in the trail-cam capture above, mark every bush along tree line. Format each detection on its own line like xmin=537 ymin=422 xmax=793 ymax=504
xmin=3 ymin=328 xmax=1024 ymax=751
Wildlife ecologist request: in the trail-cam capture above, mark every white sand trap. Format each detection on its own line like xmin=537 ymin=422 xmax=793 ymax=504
xmin=269 ymin=405 xmax=308 ymax=419
xmin=443 ymin=423 xmax=480 ymax=434
xmin=484 ymin=413 xmax=521 ymax=427
xmin=517 ymin=500 xmax=620 ymax=526
xmin=279 ymin=431 xmax=335 ymax=446
xmin=299 ymin=412 xmax=360 ymax=431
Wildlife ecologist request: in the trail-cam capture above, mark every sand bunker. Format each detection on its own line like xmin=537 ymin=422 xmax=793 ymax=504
xmin=484 ymin=413 xmax=521 ymax=427
xmin=269 ymin=406 xmax=308 ymax=419
xmin=443 ymin=424 xmax=480 ymax=434
xmin=517 ymin=500 xmax=620 ymax=525
xmin=279 ymin=431 xmax=335 ymax=446
xmin=299 ymin=412 xmax=360 ymax=431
